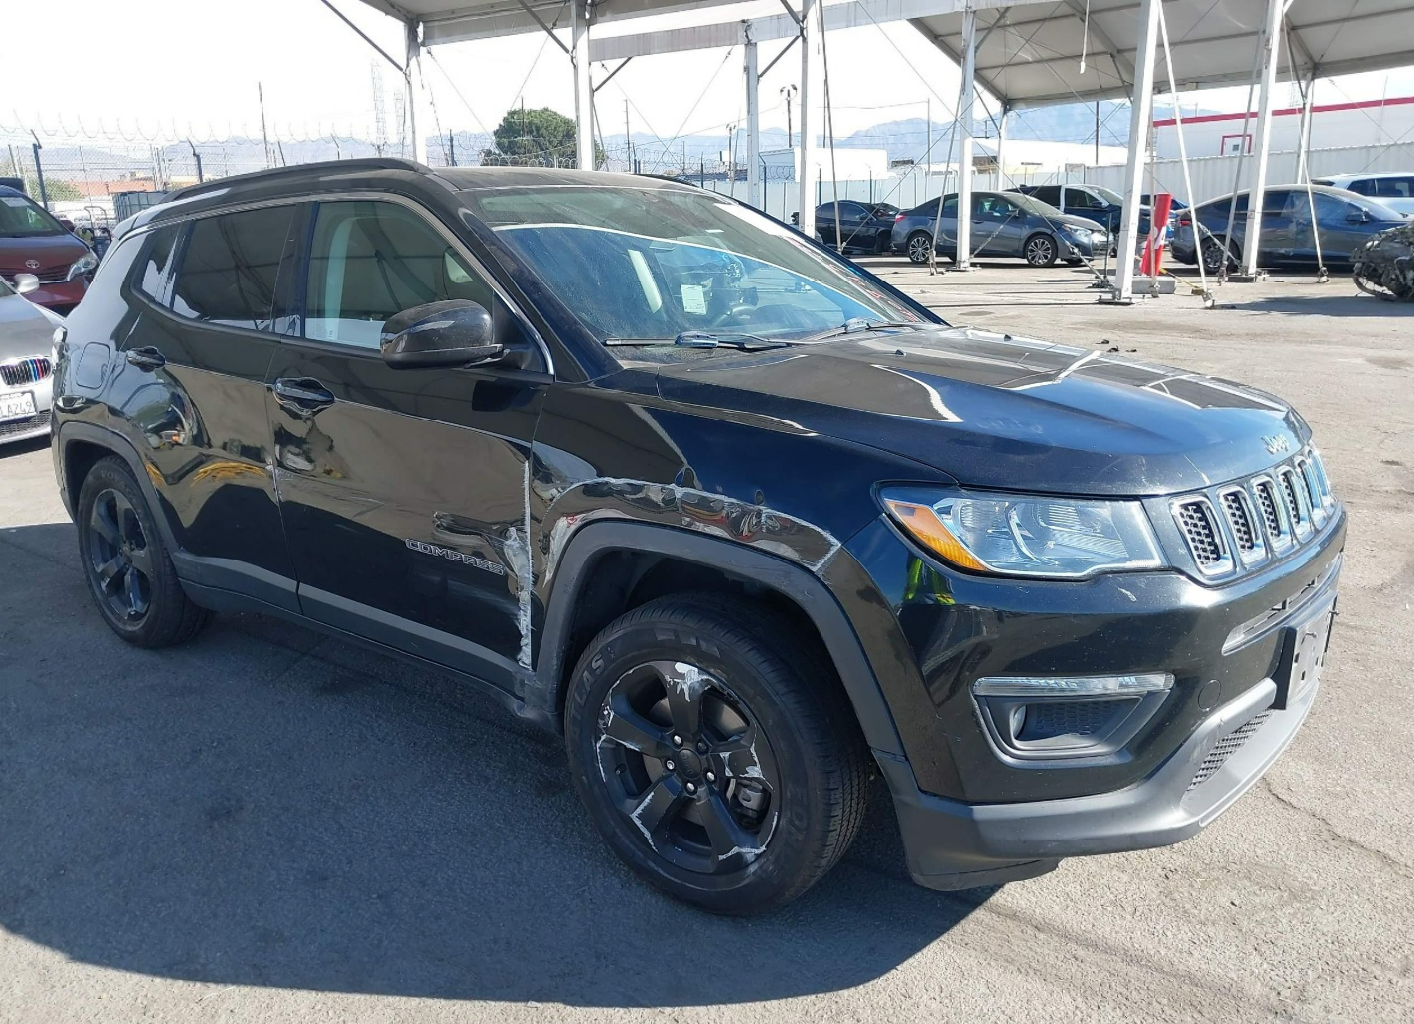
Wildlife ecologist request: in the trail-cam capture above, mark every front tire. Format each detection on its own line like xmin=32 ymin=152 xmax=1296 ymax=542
xmin=1201 ymin=235 xmax=1240 ymax=274
xmin=76 ymin=455 xmax=211 ymax=648
xmin=1024 ymin=233 xmax=1058 ymax=267
xmin=564 ymin=594 xmax=868 ymax=915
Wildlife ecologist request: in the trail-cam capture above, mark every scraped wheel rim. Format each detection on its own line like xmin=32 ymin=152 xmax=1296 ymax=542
xmin=1026 ymin=236 xmax=1055 ymax=265
xmin=908 ymin=235 xmax=931 ymax=262
xmin=595 ymin=660 xmax=780 ymax=875
xmin=88 ymin=488 xmax=153 ymax=624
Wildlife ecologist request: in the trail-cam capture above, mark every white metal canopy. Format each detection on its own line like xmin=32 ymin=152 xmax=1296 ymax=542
xmin=910 ymin=0 xmax=1414 ymax=110
xmin=355 ymin=0 xmax=744 ymax=46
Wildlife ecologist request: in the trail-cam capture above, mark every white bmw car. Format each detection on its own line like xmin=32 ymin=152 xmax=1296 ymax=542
xmin=0 ymin=273 xmax=63 ymax=445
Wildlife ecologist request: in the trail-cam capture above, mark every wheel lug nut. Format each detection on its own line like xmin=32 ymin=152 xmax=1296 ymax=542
xmin=696 ymin=741 xmax=708 ymax=753
xmin=665 ymin=760 xmax=676 ymax=771
xmin=672 ymin=734 xmax=683 ymax=747
xmin=685 ymin=782 xmax=697 ymax=794
xmin=705 ymin=771 xmax=716 ymax=783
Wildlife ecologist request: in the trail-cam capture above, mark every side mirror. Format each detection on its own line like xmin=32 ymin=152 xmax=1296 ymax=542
xmin=1347 ymin=210 xmax=1371 ymax=224
xmin=380 ymin=299 xmax=504 ymax=370
xmin=13 ymin=274 xmax=40 ymax=296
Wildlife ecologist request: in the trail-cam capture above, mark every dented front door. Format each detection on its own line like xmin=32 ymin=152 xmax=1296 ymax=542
xmin=266 ymin=198 xmax=548 ymax=689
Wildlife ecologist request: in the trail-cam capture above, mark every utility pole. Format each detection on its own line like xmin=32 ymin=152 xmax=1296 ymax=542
xmin=780 ymin=84 xmax=798 ymax=147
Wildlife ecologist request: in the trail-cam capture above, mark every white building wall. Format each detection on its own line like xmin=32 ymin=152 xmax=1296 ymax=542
xmin=1155 ymin=98 xmax=1414 ymax=158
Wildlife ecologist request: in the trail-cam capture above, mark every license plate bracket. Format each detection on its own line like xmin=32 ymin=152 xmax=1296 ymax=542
xmin=1272 ymin=595 xmax=1337 ymax=709
xmin=0 ymin=391 xmax=37 ymax=423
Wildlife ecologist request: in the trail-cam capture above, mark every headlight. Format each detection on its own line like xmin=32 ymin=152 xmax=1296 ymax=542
xmin=881 ymin=487 xmax=1165 ymax=579
xmin=1067 ymin=227 xmax=1092 ymax=241
xmin=67 ymin=251 xmax=99 ymax=281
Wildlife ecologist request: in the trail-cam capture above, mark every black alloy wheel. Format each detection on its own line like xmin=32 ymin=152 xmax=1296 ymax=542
xmin=87 ymin=487 xmax=154 ymax=625
xmin=907 ymin=232 xmax=933 ymax=264
xmin=1024 ymin=233 xmax=1058 ymax=267
xmin=76 ymin=456 xmax=212 ymax=647
xmin=596 ymin=659 xmax=781 ymax=875
xmin=565 ymin=595 xmax=868 ymax=914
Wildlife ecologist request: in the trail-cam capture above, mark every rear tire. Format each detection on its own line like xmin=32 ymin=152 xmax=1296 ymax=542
xmin=76 ymin=456 xmax=212 ymax=648
xmin=1202 ymin=235 xmax=1240 ymax=274
xmin=906 ymin=231 xmax=933 ymax=264
xmin=563 ymin=594 xmax=869 ymax=915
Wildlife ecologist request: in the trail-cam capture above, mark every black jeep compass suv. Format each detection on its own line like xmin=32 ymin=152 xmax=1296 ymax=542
xmin=50 ymin=159 xmax=1343 ymax=914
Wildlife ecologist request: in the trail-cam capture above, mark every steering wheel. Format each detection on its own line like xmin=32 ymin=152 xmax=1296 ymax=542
xmin=708 ymin=303 xmax=758 ymax=329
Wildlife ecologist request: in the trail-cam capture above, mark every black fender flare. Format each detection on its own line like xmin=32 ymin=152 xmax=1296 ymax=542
xmin=529 ymin=520 xmax=906 ymax=759
xmin=55 ymin=420 xmax=179 ymax=552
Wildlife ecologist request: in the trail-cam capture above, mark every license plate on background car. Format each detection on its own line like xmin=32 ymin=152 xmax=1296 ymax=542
xmin=1277 ymin=596 xmax=1337 ymax=707
xmin=0 ymin=391 xmax=36 ymax=423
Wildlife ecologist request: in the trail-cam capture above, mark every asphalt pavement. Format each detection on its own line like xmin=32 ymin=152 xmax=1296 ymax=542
xmin=1 ymin=264 xmax=1410 ymax=1023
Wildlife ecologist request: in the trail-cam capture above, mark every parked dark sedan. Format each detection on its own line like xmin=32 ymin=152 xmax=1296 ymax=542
xmin=1170 ymin=184 xmax=1407 ymax=272
xmin=1009 ymin=183 xmax=1153 ymax=240
xmin=891 ymin=191 xmax=1108 ymax=265
xmin=809 ymin=200 xmax=899 ymax=254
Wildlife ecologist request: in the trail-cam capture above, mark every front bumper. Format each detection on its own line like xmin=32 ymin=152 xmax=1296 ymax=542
xmin=873 ymin=557 xmax=1339 ymax=890
xmin=0 ymin=376 xmax=53 ymax=443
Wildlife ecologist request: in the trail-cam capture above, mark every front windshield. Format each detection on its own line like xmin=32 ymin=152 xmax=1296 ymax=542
xmin=465 ymin=185 xmax=929 ymax=343
xmin=1009 ymin=193 xmax=1068 ymax=219
xmin=0 ymin=193 xmax=67 ymax=238
xmin=1356 ymin=196 xmax=1405 ymax=221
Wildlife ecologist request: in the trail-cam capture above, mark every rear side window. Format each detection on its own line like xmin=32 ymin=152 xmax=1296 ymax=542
xmin=134 ymin=224 xmax=181 ymax=302
xmin=1030 ymin=186 xmax=1062 ymax=205
xmin=304 ymin=200 xmax=491 ymax=350
xmin=1371 ymin=176 xmax=1413 ymax=199
xmin=171 ymin=205 xmax=299 ymax=331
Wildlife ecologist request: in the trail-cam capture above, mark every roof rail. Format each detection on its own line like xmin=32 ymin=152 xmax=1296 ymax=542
xmin=161 ymin=157 xmax=430 ymax=205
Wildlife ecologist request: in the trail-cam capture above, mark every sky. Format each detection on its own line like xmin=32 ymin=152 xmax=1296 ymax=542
xmin=3 ymin=0 xmax=1414 ymax=149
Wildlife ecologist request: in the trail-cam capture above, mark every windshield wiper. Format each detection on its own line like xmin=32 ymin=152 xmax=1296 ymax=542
xmin=604 ymin=331 xmax=789 ymax=351
xmin=804 ymin=317 xmax=926 ymax=342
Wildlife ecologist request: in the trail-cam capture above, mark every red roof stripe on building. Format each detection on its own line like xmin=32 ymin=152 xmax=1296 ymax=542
xmin=1153 ymin=94 xmax=1414 ymax=128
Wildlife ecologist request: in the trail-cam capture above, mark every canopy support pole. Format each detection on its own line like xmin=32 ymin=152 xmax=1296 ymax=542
xmin=1242 ymin=0 xmax=1283 ymax=279
xmin=572 ymin=0 xmax=595 ymax=170
xmin=746 ymin=25 xmax=762 ymax=208
xmin=404 ymin=19 xmax=426 ymax=163
xmin=1110 ymin=0 xmax=1161 ymax=303
xmin=797 ymin=0 xmax=823 ymax=236
xmin=994 ymin=103 xmax=1008 ymax=190
xmin=954 ymin=6 xmax=978 ymax=271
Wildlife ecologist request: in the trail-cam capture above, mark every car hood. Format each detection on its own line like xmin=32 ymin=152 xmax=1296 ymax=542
xmin=0 ymin=233 xmax=87 ymax=275
xmin=651 ymin=326 xmax=1307 ymax=496
xmin=1053 ymin=214 xmax=1108 ymax=233
xmin=0 ymin=291 xmax=64 ymax=360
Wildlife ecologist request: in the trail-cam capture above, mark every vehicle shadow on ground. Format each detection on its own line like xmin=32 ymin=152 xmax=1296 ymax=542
xmin=0 ymin=521 xmax=988 ymax=1007
xmin=1214 ymin=292 xmax=1408 ymax=317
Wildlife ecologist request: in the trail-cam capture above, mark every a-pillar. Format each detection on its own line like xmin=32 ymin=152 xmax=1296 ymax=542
xmin=572 ymin=0 xmax=595 ymax=170
xmin=745 ymin=25 xmax=761 ymax=208
xmin=1242 ymin=0 xmax=1284 ymax=278
xmin=1111 ymin=0 xmax=1162 ymax=302
xmin=797 ymin=0 xmax=823 ymax=236
xmin=954 ymin=7 xmax=978 ymax=270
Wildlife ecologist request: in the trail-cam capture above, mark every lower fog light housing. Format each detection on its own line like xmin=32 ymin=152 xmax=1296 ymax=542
xmin=972 ymin=673 xmax=1174 ymax=765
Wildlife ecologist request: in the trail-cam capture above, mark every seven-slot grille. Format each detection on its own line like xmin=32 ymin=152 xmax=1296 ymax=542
xmin=1 ymin=358 xmax=52 ymax=387
xmin=1171 ymin=449 xmax=1334 ymax=579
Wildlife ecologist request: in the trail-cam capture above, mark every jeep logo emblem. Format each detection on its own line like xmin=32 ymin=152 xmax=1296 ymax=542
xmin=1262 ymin=434 xmax=1291 ymax=455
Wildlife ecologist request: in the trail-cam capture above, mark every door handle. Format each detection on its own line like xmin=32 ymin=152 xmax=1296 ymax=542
xmin=272 ymin=377 xmax=336 ymax=413
xmin=125 ymin=346 xmax=166 ymax=370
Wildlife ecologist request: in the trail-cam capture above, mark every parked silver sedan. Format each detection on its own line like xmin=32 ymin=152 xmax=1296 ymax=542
xmin=0 ymin=273 xmax=63 ymax=445
xmin=890 ymin=190 xmax=1109 ymax=266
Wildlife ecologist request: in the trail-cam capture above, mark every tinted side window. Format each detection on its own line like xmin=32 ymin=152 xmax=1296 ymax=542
xmin=1030 ymin=186 xmax=1061 ymax=205
xmin=134 ymin=224 xmax=181 ymax=303
xmin=1262 ymin=190 xmax=1291 ymax=214
xmin=305 ymin=200 xmax=492 ymax=350
xmin=1071 ymin=188 xmax=1108 ymax=209
xmin=1373 ymin=176 xmax=1413 ymax=199
xmin=940 ymin=197 xmax=959 ymax=216
xmin=171 ymin=206 xmax=298 ymax=331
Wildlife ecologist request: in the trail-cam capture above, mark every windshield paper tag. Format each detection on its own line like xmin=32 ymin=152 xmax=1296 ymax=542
xmin=680 ymin=284 xmax=706 ymax=315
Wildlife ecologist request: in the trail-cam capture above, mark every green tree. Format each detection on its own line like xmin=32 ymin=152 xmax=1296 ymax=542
xmin=480 ymin=107 xmax=605 ymax=169
xmin=43 ymin=179 xmax=83 ymax=202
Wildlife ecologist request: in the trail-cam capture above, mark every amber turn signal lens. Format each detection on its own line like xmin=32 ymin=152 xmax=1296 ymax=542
xmin=883 ymin=499 xmax=989 ymax=572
